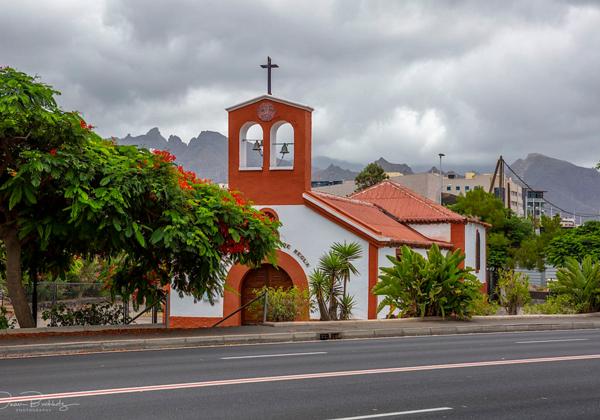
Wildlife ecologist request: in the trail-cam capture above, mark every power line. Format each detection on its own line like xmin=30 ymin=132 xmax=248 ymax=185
xmin=501 ymin=158 xmax=600 ymax=220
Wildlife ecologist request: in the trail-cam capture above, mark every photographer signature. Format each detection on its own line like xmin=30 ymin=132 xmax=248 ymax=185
xmin=0 ymin=391 xmax=79 ymax=412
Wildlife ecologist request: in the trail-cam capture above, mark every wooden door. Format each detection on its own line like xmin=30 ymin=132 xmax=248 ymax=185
xmin=241 ymin=264 xmax=292 ymax=325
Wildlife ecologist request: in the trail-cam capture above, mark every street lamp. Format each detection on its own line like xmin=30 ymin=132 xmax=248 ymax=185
xmin=438 ymin=153 xmax=445 ymax=204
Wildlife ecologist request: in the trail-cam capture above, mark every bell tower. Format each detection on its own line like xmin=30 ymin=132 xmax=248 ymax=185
xmin=227 ymin=94 xmax=313 ymax=205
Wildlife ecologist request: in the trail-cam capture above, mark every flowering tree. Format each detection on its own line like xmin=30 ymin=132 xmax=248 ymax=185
xmin=0 ymin=67 xmax=280 ymax=327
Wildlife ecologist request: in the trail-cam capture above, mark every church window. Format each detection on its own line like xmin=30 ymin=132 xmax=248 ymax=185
xmin=269 ymin=121 xmax=294 ymax=169
xmin=239 ymin=123 xmax=264 ymax=170
xmin=475 ymin=230 xmax=481 ymax=272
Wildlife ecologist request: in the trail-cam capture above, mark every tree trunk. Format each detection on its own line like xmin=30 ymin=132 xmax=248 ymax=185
xmin=316 ymin=293 xmax=329 ymax=321
xmin=2 ymin=227 xmax=35 ymax=328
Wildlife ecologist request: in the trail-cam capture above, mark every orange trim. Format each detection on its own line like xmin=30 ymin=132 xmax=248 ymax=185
xmin=450 ymin=222 xmax=466 ymax=268
xmin=220 ymin=250 xmax=310 ymax=327
xmin=368 ymin=244 xmax=379 ymax=319
xmin=304 ymin=196 xmax=380 ymax=246
xmin=305 ymin=191 xmax=384 ymax=235
xmin=169 ymin=316 xmax=221 ymax=328
xmin=259 ymin=207 xmax=279 ymax=221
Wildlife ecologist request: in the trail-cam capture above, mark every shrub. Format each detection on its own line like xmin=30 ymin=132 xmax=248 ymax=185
xmin=551 ymin=255 xmax=600 ymax=313
xmin=372 ymin=244 xmax=480 ymax=319
xmin=249 ymin=286 xmax=308 ymax=322
xmin=471 ymin=293 xmax=500 ymax=316
xmin=42 ymin=302 xmax=130 ymax=327
xmin=524 ymin=295 xmax=580 ymax=314
xmin=497 ymin=270 xmax=530 ymax=315
xmin=0 ymin=306 xmax=16 ymax=329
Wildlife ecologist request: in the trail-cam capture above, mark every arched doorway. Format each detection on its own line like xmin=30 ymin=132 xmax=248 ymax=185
xmin=241 ymin=264 xmax=292 ymax=325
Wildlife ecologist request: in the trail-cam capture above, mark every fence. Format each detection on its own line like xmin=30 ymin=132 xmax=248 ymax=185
xmin=1 ymin=282 xmax=164 ymax=328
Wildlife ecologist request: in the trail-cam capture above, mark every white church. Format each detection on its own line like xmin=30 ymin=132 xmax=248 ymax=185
xmin=167 ymin=91 xmax=488 ymax=328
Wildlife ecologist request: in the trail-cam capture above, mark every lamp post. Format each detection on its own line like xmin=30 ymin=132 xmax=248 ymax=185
xmin=438 ymin=153 xmax=445 ymax=204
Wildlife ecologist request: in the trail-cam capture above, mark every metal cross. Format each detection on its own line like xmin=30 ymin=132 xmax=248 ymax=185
xmin=260 ymin=56 xmax=279 ymax=95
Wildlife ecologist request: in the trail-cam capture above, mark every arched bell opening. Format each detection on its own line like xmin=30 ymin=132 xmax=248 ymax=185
xmin=239 ymin=122 xmax=264 ymax=169
xmin=269 ymin=121 xmax=294 ymax=169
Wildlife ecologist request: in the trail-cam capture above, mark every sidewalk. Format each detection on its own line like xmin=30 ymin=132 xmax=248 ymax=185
xmin=2 ymin=314 xmax=600 ymax=358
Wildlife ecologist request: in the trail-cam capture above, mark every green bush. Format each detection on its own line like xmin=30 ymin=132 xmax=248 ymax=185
xmin=249 ymin=286 xmax=308 ymax=322
xmin=372 ymin=244 xmax=480 ymax=319
xmin=0 ymin=307 xmax=15 ymax=329
xmin=524 ymin=295 xmax=580 ymax=314
xmin=497 ymin=270 xmax=530 ymax=315
xmin=471 ymin=293 xmax=500 ymax=316
xmin=551 ymin=255 xmax=600 ymax=313
xmin=42 ymin=302 xmax=129 ymax=327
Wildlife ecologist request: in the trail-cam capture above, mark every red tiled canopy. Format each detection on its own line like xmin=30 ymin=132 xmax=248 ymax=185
xmin=351 ymin=181 xmax=468 ymax=224
xmin=304 ymin=191 xmax=453 ymax=248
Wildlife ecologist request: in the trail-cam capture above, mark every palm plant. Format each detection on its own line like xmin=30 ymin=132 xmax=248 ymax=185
xmin=553 ymin=256 xmax=600 ymax=313
xmin=309 ymin=242 xmax=362 ymax=321
xmin=373 ymin=244 xmax=480 ymax=319
xmin=318 ymin=252 xmax=344 ymax=320
xmin=309 ymin=269 xmax=331 ymax=321
xmin=331 ymin=241 xmax=362 ymax=299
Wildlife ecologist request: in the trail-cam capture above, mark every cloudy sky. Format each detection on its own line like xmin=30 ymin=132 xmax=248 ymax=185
xmin=2 ymin=0 xmax=600 ymax=169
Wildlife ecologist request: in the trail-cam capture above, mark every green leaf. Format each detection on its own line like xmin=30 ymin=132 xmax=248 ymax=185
xmin=8 ymin=185 xmax=22 ymax=209
xmin=150 ymin=228 xmax=165 ymax=244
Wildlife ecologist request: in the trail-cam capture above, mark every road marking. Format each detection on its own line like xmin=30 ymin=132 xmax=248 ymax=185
xmin=221 ymin=351 xmax=327 ymax=360
xmin=1 ymin=353 xmax=600 ymax=404
xmin=2 ymin=328 xmax=597 ymax=360
xmin=327 ymin=407 xmax=453 ymax=419
xmin=516 ymin=338 xmax=590 ymax=344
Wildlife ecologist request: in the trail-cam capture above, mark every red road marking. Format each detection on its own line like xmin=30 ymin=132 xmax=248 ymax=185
xmin=1 ymin=353 xmax=599 ymax=404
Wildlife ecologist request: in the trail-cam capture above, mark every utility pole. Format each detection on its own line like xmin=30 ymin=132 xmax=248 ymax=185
xmin=438 ymin=153 xmax=445 ymax=205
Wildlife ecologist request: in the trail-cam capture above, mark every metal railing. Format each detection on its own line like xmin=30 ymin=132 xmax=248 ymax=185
xmin=211 ymin=291 xmax=268 ymax=328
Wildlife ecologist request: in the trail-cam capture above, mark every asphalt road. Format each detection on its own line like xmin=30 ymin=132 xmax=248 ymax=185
xmin=2 ymin=329 xmax=600 ymax=419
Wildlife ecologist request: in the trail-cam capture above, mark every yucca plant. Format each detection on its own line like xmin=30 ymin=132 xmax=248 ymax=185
xmin=330 ymin=241 xmax=362 ymax=299
xmin=373 ymin=244 xmax=480 ymax=319
xmin=339 ymin=294 xmax=357 ymax=320
xmin=553 ymin=255 xmax=600 ymax=313
xmin=309 ymin=242 xmax=362 ymax=321
xmin=309 ymin=269 xmax=331 ymax=321
xmin=496 ymin=269 xmax=530 ymax=315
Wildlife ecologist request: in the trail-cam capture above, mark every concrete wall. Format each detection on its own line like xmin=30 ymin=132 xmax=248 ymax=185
xmin=408 ymin=223 xmax=451 ymax=242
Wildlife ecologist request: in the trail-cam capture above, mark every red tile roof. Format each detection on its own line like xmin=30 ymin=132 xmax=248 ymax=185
xmin=351 ymin=181 xmax=470 ymax=224
xmin=304 ymin=191 xmax=454 ymax=248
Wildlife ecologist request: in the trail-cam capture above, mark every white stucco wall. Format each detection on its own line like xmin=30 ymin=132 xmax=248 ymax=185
xmin=408 ymin=223 xmax=451 ymax=242
xmin=170 ymin=204 xmax=372 ymax=320
xmin=266 ymin=205 xmax=371 ymax=319
xmin=464 ymin=222 xmax=487 ymax=283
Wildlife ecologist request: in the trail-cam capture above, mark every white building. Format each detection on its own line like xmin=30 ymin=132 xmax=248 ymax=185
xmin=167 ymin=94 xmax=488 ymax=328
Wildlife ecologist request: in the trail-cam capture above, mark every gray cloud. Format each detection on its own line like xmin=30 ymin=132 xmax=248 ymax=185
xmin=2 ymin=0 xmax=599 ymax=169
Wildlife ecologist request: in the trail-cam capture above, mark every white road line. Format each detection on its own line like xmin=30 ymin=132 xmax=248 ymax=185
xmin=221 ymin=351 xmax=327 ymax=360
xmin=328 ymin=407 xmax=453 ymax=419
xmin=516 ymin=338 xmax=589 ymax=344
xmin=1 ymin=353 xmax=600 ymax=404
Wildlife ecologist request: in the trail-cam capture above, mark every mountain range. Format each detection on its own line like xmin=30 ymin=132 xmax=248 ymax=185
xmin=116 ymin=129 xmax=600 ymax=218
xmin=511 ymin=153 xmax=600 ymax=217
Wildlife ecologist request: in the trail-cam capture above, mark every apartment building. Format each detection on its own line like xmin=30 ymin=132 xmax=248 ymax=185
xmin=391 ymin=172 xmax=526 ymax=217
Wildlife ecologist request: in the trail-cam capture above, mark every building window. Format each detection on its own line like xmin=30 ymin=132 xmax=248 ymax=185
xmin=456 ymin=186 xmax=460 ymax=191
xmin=475 ymin=230 xmax=481 ymax=273
xmin=446 ymin=185 xmax=451 ymax=191
xmin=465 ymin=186 xmax=470 ymax=191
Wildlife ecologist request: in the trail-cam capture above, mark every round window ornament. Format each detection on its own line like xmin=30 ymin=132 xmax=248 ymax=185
xmin=257 ymin=102 xmax=276 ymax=122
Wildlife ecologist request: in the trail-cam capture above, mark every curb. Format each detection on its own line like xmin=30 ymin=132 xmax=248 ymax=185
xmin=2 ymin=321 xmax=600 ymax=359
